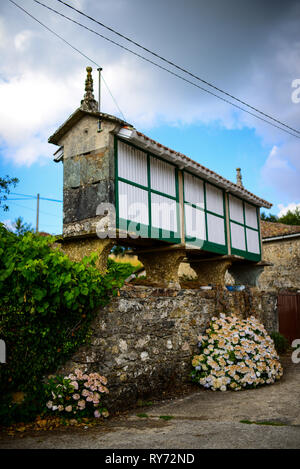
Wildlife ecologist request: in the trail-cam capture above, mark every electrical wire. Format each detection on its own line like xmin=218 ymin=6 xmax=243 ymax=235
xmin=26 ymin=0 xmax=300 ymax=139
xmin=7 ymin=0 xmax=126 ymax=121
xmin=7 ymin=200 xmax=61 ymax=218
xmin=9 ymin=192 xmax=62 ymax=202
xmin=51 ymin=0 xmax=300 ymax=137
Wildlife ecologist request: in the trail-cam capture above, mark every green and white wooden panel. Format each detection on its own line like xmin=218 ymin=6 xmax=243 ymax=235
xmin=229 ymin=194 xmax=261 ymax=261
xmin=183 ymin=171 xmax=227 ymax=254
xmin=116 ymin=139 xmax=180 ymax=241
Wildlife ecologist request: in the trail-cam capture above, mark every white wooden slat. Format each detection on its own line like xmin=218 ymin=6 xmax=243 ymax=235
xmin=246 ymin=228 xmax=260 ymax=254
xmin=184 ymin=172 xmax=205 ymax=208
xmin=150 ymin=156 xmax=176 ymax=197
xmin=118 ymin=181 xmax=149 ymax=225
xmin=184 ymin=204 xmax=206 ymax=240
xmin=229 ymin=194 xmax=244 ymax=224
xmin=230 ymin=222 xmax=246 ymax=251
xmin=206 ymin=183 xmax=224 ymax=216
xmin=207 ymin=213 xmax=225 ymax=245
xmin=118 ymin=141 xmax=148 ymax=186
xmin=151 ymin=193 xmax=178 ymax=232
xmin=245 ymin=203 xmax=258 ymax=229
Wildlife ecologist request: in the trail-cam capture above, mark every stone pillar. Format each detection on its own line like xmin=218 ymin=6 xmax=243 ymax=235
xmin=138 ymin=249 xmax=186 ymax=288
xmin=189 ymin=259 xmax=232 ymax=287
xmin=61 ymin=237 xmax=115 ymax=273
xmin=228 ymin=263 xmax=265 ymax=287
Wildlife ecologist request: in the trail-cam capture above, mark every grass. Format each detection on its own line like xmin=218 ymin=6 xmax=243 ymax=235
xmin=136 ymin=413 xmax=149 ymax=418
xmin=159 ymin=415 xmax=174 ymax=421
xmin=137 ymin=400 xmax=153 ymax=408
xmin=240 ymin=419 xmax=287 ymax=426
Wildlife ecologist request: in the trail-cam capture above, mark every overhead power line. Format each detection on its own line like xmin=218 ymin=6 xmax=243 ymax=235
xmin=8 ymin=0 xmax=300 ymax=139
xmin=7 ymin=0 xmax=126 ymax=121
xmin=51 ymin=0 xmax=300 ymax=138
xmin=30 ymin=0 xmax=300 ymax=139
xmin=9 ymin=192 xmax=62 ymax=202
xmin=7 ymin=200 xmax=61 ymax=218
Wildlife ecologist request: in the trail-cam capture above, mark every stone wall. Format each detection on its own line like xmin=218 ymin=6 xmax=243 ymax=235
xmin=259 ymin=237 xmax=300 ymax=290
xmin=59 ymin=115 xmax=118 ymax=237
xmin=59 ymin=285 xmax=278 ymax=412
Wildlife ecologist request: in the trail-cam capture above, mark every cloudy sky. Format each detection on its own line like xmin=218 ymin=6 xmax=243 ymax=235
xmin=0 ymin=0 xmax=300 ymax=233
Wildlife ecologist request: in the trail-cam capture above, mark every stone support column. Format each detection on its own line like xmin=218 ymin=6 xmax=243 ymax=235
xmin=189 ymin=259 xmax=232 ymax=287
xmin=138 ymin=249 xmax=186 ymax=288
xmin=61 ymin=237 xmax=115 ymax=273
xmin=228 ymin=263 xmax=265 ymax=287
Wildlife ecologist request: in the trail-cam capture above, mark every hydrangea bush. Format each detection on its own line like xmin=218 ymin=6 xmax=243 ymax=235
xmin=191 ymin=314 xmax=283 ymax=391
xmin=45 ymin=369 xmax=109 ymax=419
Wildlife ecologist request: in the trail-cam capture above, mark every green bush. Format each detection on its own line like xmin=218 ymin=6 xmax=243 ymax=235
xmin=0 ymin=225 xmax=129 ymax=425
xmin=106 ymin=257 xmax=137 ymax=280
xmin=270 ymin=332 xmax=289 ymax=354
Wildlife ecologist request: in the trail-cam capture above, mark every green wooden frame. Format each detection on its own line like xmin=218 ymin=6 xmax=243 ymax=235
xmin=182 ymin=170 xmax=228 ymax=255
xmin=115 ymin=137 xmax=181 ymax=243
xmin=228 ymin=193 xmax=261 ymax=262
xmin=115 ymin=137 xmax=262 ymax=260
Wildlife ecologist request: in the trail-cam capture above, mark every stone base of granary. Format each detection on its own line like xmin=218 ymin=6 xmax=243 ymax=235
xmin=138 ymin=249 xmax=186 ymax=288
xmin=189 ymin=259 xmax=233 ymax=287
xmin=60 ymin=237 xmax=114 ymax=273
xmin=57 ymin=285 xmax=278 ymax=413
xmin=228 ymin=263 xmax=265 ymax=287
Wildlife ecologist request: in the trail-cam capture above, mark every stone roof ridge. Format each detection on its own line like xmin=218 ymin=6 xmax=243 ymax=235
xmin=134 ymin=130 xmax=271 ymax=208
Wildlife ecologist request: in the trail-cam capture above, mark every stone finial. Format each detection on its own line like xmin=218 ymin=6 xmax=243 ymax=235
xmin=236 ymin=168 xmax=243 ymax=187
xmin=80 ymin=66 xmax=98 ymax=112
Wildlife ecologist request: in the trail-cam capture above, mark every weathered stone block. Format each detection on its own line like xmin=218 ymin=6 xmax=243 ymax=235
xmin=63 ymin=180 xmax=115 ymax=224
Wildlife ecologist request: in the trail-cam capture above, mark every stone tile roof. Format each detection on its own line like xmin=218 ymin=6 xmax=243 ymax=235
xmin=135 ymin=130 xmax=272 ymax=208
xmin=261 ymin=220 xmax=300 ymax=239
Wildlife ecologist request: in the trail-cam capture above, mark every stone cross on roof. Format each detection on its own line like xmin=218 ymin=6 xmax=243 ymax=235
xmin=80 ymin=66 xmax=98 ymax=112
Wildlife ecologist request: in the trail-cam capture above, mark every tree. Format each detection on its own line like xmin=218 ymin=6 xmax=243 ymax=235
xmin=260 ymin=212 xmax=278 ymax=223
xmin=13 ymin=217 xmax=34 ymax=236
xmin=0 ymin=175 xmax=19 ymax=212
xmin=278 ymin=207 xmax=300 ymax=226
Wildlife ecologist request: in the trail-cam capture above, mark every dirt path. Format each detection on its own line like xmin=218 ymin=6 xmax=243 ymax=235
xmin=1 ymin=355 xmax=299 ymax=449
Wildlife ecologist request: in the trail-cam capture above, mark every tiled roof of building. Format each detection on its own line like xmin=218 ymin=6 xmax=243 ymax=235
xmin=135 ymin=130 xmax=271 ymax=208
xmin=261 ymin=220 xmax=300 ymax=239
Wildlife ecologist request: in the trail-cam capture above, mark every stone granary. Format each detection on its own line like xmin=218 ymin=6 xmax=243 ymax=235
xmin=49 ymin=67 xmax=272 ymax=287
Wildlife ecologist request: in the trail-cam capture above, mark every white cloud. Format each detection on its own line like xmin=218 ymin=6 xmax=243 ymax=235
xmin=0 ymin=69 xmax=87 ymax=165
xmin=0 ymin=0 xmax=299 ymax=205
xmin=2 ymin=219 xmax=14 ymax=231
xmin=14 ymin=30 xmax=34 ymax=51
xmin=278 ymin=202 xmax=300 ymax=217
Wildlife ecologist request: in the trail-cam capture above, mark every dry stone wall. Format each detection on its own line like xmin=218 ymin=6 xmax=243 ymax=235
xmin=259 ymin=238 xmax=300 ymax=290
xmin=59 ymin=285 xmax=278 ymax=411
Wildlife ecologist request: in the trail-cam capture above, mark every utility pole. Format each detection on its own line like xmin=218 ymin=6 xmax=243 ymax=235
xmin=36 ymin=193 xmax=40 ymax=233
xmin=97 ymin=67 xmax=102 ymax=132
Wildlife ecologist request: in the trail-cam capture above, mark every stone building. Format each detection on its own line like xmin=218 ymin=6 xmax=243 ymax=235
xmin=259 ymin=221 xmax=300 ymax=290
xmin=50 ymin=67 xmax=272 ymax=288
xmin=49 ymin=68 xmax=283 ymax=404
